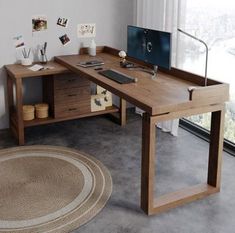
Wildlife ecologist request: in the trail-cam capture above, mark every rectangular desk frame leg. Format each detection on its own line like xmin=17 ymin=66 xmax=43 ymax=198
xmin=208 ymin=109 xmax=225 ymax=188
xmin=108 ymin=98 xmax=127 ymax=126
xmin=15 ymin=78 xmax=25 ymax=145
xmin=119 ymin=98 xmax=127 ymax=126
xmin=141 ymin=106 xmax=225 ymax=215
xmin=7 ymin=75 xmax=24 ymax=145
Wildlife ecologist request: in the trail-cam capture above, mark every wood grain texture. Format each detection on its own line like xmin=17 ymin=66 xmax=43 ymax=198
xmin=141 ymin=105 xmax=225 ymax=215
xmin=55 ymin=47 xmax=229 ymax=115
xmin=7 ymin=74 xmax=14 ymax=116
xmin=5 ymin=46 xmax=229 ymax=216
xmin=5 ymin=58 xmax=123 ymax=145
xmin=43 ymin=74 xmax=91 ymax=118
xmin=152 ymin=184 xmax=219 ymax=215
xmin=24 ymin=106 xmax=119 ymax=127
xmin=208 ymin=107 xmax=225 ymax=188
xmin=119 ymin=99 xmax=127 ymax=126
xmin=5 ymin=61 xmax=70 ymax=79
xmin=141 ymin=113 xmax=155 ymax=214
xmin=15 ymin=78 xmax=24 ymax=145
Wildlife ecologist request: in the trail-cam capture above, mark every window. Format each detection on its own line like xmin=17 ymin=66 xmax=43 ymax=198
xmin=177 ymin=0 xmax=235 ymax=143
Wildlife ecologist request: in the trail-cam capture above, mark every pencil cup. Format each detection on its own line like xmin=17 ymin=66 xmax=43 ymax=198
xmin=21 ymin=58 xmax=32 ymax=66
xmin=40 ymin=54 xmax=48 ymax=64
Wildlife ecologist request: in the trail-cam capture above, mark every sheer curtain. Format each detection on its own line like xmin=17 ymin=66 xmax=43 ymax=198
xmin=135 ymin=0 xmax=180 ymax=136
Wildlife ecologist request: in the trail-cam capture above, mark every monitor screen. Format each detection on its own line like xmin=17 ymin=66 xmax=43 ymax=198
xmin=127 ymin=25 xmax=172 ymax=69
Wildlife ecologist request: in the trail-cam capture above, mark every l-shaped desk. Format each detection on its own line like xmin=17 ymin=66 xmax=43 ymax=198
xmin=6 ymin=46 xmax=230 ymax=215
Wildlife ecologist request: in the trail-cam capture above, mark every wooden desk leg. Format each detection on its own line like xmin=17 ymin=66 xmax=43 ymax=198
xmin=141 ymin=112 xmax=155 ymax=214
xmin=140 ymin=106 xmax=225 ymax=216
xmin=208 ymin=107 xmax=225 ymax=189
xmin=7 ymin=75 xmax=14 ymax=133
xmin=119 ymin=98 xmax=126 ymax=126
xmin=15 ymin=78 xmax=25 ymax=145
xmin=7 ymin=75 xmax=14 ymax=112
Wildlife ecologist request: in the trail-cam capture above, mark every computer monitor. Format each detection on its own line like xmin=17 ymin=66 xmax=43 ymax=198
xmin=127 ymin=25 xmax=172 ymax=70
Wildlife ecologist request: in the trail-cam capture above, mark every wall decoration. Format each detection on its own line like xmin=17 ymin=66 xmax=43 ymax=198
xmin=97 ymin=86 xmax=112 ymax=107
xmin=59 ymin=34 xmax=71 ymax=46
xmin=57 ymin=17 xmax=69 ymax=27
xmin=32 ymin=16 xmax=48 ymax=32
xmin=77 ymin=23 xmax=96 ymax=38
xmin=13 ymin=35 xmax=25 ymax=49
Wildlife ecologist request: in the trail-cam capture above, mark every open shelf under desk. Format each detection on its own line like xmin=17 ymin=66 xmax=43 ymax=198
xmin=21 ymin=106 xmax=119 ymax=128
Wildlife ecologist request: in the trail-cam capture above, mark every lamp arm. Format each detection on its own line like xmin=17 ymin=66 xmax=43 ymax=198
xmin=178 ymin=28 xmax=208 ymax=86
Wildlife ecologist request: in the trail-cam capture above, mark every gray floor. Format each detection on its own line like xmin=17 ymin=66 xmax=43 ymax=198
xmin=0 ymin=112 xmax=235 ymax=233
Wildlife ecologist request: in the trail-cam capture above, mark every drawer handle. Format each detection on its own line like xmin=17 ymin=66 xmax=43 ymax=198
xmin=68 ymin=94 xmax=77 ymax=97
xmin=68 ymin=79 xmax=76 ymax=82
xmin=68 ymin=108 xmax=77 ymax=111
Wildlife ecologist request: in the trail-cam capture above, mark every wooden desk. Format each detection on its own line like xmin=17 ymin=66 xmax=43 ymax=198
xmin=55 ymin=46 xmax=229 ymax=215
xmin=5 ymin=61 xmax=125 ymax=145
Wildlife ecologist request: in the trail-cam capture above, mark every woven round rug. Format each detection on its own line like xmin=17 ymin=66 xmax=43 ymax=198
xmin=0 ymin=145 xmax=112 ymax=233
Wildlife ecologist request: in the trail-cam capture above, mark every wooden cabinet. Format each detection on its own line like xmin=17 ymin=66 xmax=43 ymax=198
xmin=5 ymin=61 xmax=125 ymax=145
xmin=43 ymin=74 xmax=91 ymax=118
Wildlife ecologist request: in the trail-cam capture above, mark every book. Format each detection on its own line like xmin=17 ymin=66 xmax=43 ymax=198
xmin=77 ymin=60 xmax=104 ymax=68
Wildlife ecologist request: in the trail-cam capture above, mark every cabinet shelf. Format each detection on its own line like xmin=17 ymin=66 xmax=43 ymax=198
xmin=6 ymin=60 xmax=126 ymax=145
xmin=24 ymin=106 xmax=119 ymax=128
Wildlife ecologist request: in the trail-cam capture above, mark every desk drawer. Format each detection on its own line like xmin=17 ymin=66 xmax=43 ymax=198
xmin=54 ymin=75 xmax=90 ymax=90
xmin=54 ymin=101 xmax=90 ymax=118
xmin=54 ymin=87 xmax=90 ymax=104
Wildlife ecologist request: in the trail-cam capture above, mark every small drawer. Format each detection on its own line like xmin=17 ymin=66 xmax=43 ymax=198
xmin=54 ymin=87 xmax=90 ymax=104
xmin=54 ymin=75 xmax=90 ymax=90
xmin=54 ymin=101 xmax=90 ymax=118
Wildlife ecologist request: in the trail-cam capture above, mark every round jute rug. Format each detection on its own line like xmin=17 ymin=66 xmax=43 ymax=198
xmin=0 ymin=145 xmax=112 ymax=233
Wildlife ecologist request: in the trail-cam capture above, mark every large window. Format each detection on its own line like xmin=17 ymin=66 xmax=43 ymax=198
xmin=177 ymin=0 xmax=235 ymax=143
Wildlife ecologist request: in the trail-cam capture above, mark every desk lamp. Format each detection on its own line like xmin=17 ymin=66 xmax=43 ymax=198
xmin=177 ymin=28 xmax=209 ymax=86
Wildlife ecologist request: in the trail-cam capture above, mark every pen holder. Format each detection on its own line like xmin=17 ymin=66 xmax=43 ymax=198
xmin=21 ymin=58 xmax=32 ymax=66
xmin=40 ymin=54 xmax=48 ymax=64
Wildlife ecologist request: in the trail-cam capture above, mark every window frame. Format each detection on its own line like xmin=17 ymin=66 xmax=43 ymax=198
xmin=180 ymin=118 xmax=235 ymax=156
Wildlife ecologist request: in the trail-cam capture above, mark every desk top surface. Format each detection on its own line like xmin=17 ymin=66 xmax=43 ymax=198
xmin=5 ymin=61 xmax=69 ymax=79
xmin=5 ymin=47 xmax=228 ymax=116
xmin=55 ymin=47 xmax=229 ymax=115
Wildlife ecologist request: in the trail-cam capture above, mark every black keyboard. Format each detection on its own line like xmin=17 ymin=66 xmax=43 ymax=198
xmin=98 ymin=69 xmax=135 ymax=84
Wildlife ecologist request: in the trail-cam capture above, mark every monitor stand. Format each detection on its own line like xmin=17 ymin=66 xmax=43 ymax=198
xmin=120 ymin=60 xmax=158 ymax=80
xmin=127 ymin=65 xmax=158 ymax=80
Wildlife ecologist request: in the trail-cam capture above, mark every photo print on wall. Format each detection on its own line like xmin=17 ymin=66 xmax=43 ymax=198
xmin=59 ymin=34 xmax=71 ymax=46
xmin=77 ymin=24 xmax=96 ymax=38
xmin=57 ymin=17 xmax=69 ymax=27
xmin=13 ymin=35 xmax=25 ymax=49
xmin=32 ymin=16 xmax=48 ymax=32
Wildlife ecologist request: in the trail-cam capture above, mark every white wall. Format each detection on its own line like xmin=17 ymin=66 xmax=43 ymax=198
xmin=0 ymin=0 xmax=135 ymax=129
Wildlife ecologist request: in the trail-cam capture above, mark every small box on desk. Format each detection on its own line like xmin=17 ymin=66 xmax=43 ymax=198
xmin=91 ymin=94 xmax=106 ymax=112
xmin=97 ymin=86 xmax=112 ymax=107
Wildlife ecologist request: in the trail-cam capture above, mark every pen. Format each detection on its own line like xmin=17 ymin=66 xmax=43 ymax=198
xmin=27 ymin=48 xmax=31 ymax=58
xmin=24 ymin=48 xmax=27 ymax=58
xmin=44 ymin=42 xmax=47 ymax=54
xmin=22 ymin=48 xmax=26 ymax=58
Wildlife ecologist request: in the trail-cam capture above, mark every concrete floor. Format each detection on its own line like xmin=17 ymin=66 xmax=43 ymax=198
xmin=0 ymin=112 xmax=235 ymax=233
